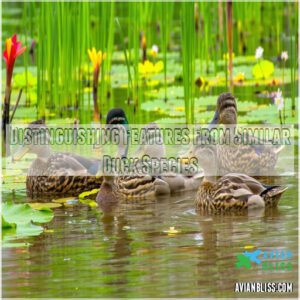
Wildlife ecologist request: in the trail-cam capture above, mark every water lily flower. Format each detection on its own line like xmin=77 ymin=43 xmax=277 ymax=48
xmin=88 ymin=48 xmax=106 ymax=122
xmin=273 ymin=89 xmax=284 ymax=111
xmin=3 ymin=34 xmax=26 ymax=87
xmin=281 ymin=51 xmax=288 ymax=62
xmin=255 ymin=46 xmax=264 ymax=59
xmin=150 ymin=45 xmax=159 ymax=58
xmin=138 ymin=60 xmax=164 ymax=75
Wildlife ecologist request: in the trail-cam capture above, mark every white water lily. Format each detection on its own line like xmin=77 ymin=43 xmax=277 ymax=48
xmin=281 ymin=51 xmax=288 ymax=61
xmin=255 ymin=46 xmax=264 ymax=59
xmin=274 ymin=89 xmax=284 ymax=111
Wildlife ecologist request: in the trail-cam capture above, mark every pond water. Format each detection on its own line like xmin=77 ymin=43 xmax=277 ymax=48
xmin=2 ymin=171 xmax=298 ymax=298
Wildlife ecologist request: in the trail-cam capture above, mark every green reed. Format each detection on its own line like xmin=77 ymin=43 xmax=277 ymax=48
xmin=3 ymin=1 xmax=298 ymax=124
xmin=160 ymin=2 xmax=174 ymax=102
xmin=181 ymin=2 xmax=195 ymax=124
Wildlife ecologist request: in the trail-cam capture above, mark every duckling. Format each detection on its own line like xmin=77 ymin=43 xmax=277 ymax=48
xmin=186 ymin=143 xmax=287 ymax=212
xmin=12 ymin=119 xmax=102 ymax=197
xmin=208 ymin=92 xmax=284 ymax=175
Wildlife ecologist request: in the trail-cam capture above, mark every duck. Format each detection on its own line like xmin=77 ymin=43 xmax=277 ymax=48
xmin=185 ymin=143 xmax=287 ymax=212
xmin=96 ymin=122 xmax=170 ymax=203
xmin=12 ymin=119 xmax=102 ymax=197
xmin=96 ymin=108 xmax=202 ymax=203
xmin=208 ymin=92 xmax=284 ymax=176
xmin=134 ymin=122 xmax=202 ymax=192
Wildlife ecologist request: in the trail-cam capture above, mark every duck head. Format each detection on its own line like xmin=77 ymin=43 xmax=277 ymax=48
xmin=209 ymin=92 xmax=237 ymax=128
xmin=12 ymin=118 xmax=52 ymax=161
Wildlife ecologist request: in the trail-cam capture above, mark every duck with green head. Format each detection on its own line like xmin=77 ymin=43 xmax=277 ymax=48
xmin=208 ymin=92 xmax=284 ymax=176
xmin=96 ymin=109 xmax=171 ymax=203
xmin=12 ymin=119 xmax=102 ymax=197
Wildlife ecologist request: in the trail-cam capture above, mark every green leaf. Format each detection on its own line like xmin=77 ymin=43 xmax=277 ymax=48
xmin=252 ymin=60 xmax=274 ymax=79
xmin=2 ymin=202 xmax=54 ymax=224
xmin=29 ymin=202 xmax=62 ymax=210
xmin=2 ymin=215 xmax=16 ymax=229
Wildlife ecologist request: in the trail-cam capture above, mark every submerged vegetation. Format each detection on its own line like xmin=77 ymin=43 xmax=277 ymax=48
xmin=2 ymin=1 xmax=298 ymax=125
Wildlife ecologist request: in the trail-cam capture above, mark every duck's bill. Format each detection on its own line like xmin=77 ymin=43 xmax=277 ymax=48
xmin=12 ymin=145 xmax=30 ymax=161
xmin=208 ymin=111 xmax=219 ymax=130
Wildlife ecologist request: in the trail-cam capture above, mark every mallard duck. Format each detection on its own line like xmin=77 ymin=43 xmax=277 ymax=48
xmin=97 ymin=109 xmax=202 ymax=203
xmin=12 ymin=119 xmax=102 ymax=197
xmin=96 ymin=118 xmax=170 ymax=203
xmin=208 ymin=92 xmax=284 ymax=175
xmin=186 ymin=143 xmax=287 ymax=212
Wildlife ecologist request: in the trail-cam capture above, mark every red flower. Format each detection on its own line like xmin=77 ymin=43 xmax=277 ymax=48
xmin=3 ymin=34 xmax=26 ymax=86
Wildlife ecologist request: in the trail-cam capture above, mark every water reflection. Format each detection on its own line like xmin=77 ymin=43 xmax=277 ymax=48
xmin=2 ymin=175 xmax=298 ymax=298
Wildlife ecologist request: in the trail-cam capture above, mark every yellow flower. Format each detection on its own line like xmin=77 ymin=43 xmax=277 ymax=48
xmin=138 ymin=60 xmax=164 ymax=75
xmin=88 ymin=47 xmax=106 ymax=71
xmin=175 ymin=106 xmax=185 ymax=112
xmin=234 ymin=72 xmax=245 ymax=83
xmin=164 ymin=226 xmax=180 ymax=235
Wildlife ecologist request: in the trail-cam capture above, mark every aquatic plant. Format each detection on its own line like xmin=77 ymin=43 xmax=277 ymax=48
xmin=150 ymin=45 xmax=159 ymax=59
xmin=138 ymin=60 xmax=164 ymax=75
xmin=255 ymin=46 xmax=264 ymax=59
xmin=181 ymin=2 xmax=195 ymax=124
xmin=281 ymin=50 xmax=288 ymax=121
xmin=226 ymin=1 xmax=233 ymax=90
xmin=2 ymin=34 xmax=26 ymax=132
xmin=88 ymin=48 xmax=106 ymax=121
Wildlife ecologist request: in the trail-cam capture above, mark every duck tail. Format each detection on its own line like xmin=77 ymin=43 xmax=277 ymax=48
xmin=261 ymin=185 xmax=288 ymax=207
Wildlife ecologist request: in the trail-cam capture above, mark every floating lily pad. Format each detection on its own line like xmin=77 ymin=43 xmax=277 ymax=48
xmin=2 ymin=202 xmax=54 ymax=224
xmin=29 ymin=202 xmax=62 ymax=210
xmin=252 ymin=60 xmax=275 ymax=79
xmin=2 ymin=202 xmax=54 ymax=248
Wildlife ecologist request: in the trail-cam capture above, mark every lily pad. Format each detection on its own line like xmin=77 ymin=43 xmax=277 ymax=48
xmin=29 ymin=202 xmax=62 ymax=210
xmin=2 ymin=202 xmax=54 ymax=224
xmin=252 ymin=60 xmax=275 ymax=79
xmin=2 ymin=202 xmax=54 ymax=247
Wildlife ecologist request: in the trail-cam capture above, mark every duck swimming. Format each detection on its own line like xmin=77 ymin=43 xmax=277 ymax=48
xmin=12 ymin=119 xmax=102 ymax=197
xmin=185 ymin=142 xmax=287 ymax=212
xmin=208 ymin=92 xmax=284 ymax=176
xmin=96 ymin=108 xmax=202 ymax=204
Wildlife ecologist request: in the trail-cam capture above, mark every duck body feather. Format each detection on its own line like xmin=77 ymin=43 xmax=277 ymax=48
xmin=196 ymin=173 xmax=287 ymax=212
xmin=26 ymin=152 xmax=102 ymax=197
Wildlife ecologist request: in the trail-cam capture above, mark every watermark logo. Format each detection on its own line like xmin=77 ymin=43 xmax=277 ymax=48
xmin=235 ymin=246 xmax=293 ymax=271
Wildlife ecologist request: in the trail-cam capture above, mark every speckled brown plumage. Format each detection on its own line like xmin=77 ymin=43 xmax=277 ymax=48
xmin=26 ymin=154 xmax=102 ymax=197
xmin=96 ymin=175 xmax=170 ymax=204
xmin=196 ymin=173 xmax=287 ymax=212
